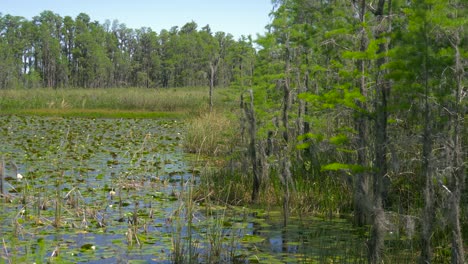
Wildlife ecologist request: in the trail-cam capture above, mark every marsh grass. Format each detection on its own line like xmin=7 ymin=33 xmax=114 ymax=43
xmin=169 ymin=157 xmax=247 ymax=263
xmin=0 ymin=87 xmax=228 ymax=118
xmin=170 ymin=176 xmax=199 ymax=264
xmin=196 ymin=166 xmax=252 ymax=206
xmin=183 ymin=110 xmax=238 ymax=157
xmin=196 ymin=159 xmax=354 ymax=219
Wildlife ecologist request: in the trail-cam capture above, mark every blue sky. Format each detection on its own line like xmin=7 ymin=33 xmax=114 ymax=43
xmin=1 ymin=0 xmax=273 ymax=39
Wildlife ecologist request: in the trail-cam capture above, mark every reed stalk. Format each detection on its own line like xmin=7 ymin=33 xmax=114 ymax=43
xmin=0 ymin=156 xmax=4 ymax=197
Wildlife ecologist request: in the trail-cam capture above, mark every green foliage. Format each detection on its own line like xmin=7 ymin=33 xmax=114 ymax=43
xmin=321 ymin=163 xmax=365 ymax=173
xmin=238 ymin=1 xmax=467 ymax=262
xmin=342 ymin=38 xmax=388 ymax=61
xmin=0 ymin=12 xmax=256 ymax=89
xmin=329 ymin=134 xmax=349 ymax=146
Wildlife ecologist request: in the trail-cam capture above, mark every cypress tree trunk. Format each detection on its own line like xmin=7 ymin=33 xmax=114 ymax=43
xmin=369 ymin=88 xmax=388 ymax=264
xmin=280 ymin=38 xmax=293 ymax=226
xmin=368 ymin=1 xmax=390 ymax=262
xmin=448 ymin=33 xmax=465 ymax=264
xmin=209 ymin=62 xmax=216 ymax=112
xmin=419 ymin=15 xmax=435 ymax=264
xmin=420 ymin=104 xmax=434 ymax=264
xmin=280 ymin=156 xmax=291 ymax=227
xmin=0 ymin=156 xmax=4 ymax=196
xmin=242 ymin=90 xmax=261 ymax=203
xmin=354 ymin=0 xmax=371 ymax=227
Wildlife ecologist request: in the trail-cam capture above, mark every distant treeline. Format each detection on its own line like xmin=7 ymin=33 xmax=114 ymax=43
xmin=0 ymin=11 xmax=256 ymax=89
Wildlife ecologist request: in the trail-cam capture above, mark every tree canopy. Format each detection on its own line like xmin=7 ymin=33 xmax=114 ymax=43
xmin=0 ymin=12 xmax=256 ymax=89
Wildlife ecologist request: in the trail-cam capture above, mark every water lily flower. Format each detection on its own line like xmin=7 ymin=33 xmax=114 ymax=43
xmin=109 ymin=190 xmax=116 ymax=196
xmin=17 ymin=173 xmax=23 ymax=181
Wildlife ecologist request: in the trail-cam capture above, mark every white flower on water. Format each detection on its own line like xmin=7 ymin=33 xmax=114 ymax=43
xmin=16 ymin=173 xmax=23 ymax=181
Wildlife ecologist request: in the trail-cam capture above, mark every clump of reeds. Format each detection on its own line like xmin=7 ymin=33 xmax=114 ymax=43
xmin=168 ymin=174 xmax=199 ymax=263
xmin=183 ymin=111 xmax=237 ymax=157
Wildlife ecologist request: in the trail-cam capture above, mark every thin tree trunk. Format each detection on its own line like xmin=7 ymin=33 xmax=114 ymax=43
xmin=354 ymin=0 xmax=371 ymax=227
xmin=419 ymin=16 xmax=435 ymax=264
xmin=368 ymin=1 xmax=390 ymax=262
xmin=280 ymin=39 xmax=293 ymax=226
xmin=209 ymin=62 xmax=215 ymax=112
xmin=448 ymin=33 xmax=465 ymax=264
xmin=369 ymin=104 xmax=387 ymax=264
xmin=449 ymin=194 xmax=464 ymax=264
xmin=420 ymin=108 xmax=434 ymax=264
xmin=282 ymin=77 xmax=291 ymax=142
xmin=0 ymin=156 xmax=4 ymax=196
xmin=242 ymin=90 xmax=261 ymax=203
xmin=146 ymin=66 xmax=150 ymax=88
xmin=280 ymin=156 xmax=291 ymax=227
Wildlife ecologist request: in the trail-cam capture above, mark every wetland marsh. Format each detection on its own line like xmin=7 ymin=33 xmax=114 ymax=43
xmin=0 ymin=115 xmax=370 ymax=263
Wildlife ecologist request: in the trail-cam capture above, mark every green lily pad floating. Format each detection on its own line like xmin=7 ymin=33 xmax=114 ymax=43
xmin=128 ymin=260 xmax=149 ymax=264
xmin=241 ymin=234 xmax=265 ymax=244
xmin=111 ymin=239 xmax=123 ymax=245
xmin=121 ymin=201 xmax=131 ymax=207
xmin=80 ymin=243 xmax=96 ymax=251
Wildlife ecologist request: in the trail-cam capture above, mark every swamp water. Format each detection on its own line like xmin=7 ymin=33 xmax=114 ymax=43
xmin=0 ymin=116 xmax=370 ymax=263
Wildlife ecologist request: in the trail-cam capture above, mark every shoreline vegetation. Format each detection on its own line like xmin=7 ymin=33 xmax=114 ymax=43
xmin=0 ymin=87 xmax=229 ymax=119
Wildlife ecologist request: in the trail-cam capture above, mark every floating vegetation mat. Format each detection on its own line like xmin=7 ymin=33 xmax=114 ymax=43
xmin=0 ymin=115 xmax=372 ymax=263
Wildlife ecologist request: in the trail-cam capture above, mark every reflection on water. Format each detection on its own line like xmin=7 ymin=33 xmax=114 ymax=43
xmin=231 ymin=211 xmax=368 ymax=263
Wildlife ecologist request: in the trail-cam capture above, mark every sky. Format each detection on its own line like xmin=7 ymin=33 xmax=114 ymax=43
xmin=1 ymin=0 xmax=273 ymax=39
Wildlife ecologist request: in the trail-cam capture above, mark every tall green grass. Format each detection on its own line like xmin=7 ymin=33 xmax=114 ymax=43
xmin=183 ymin=111 xmax=238 ymax=157
xmin=0 ymin=87 xmax=227 ymax=118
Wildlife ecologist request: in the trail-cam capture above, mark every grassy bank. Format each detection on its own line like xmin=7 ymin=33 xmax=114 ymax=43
xmin=0 ymin=87 xmax=233 ymax=118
